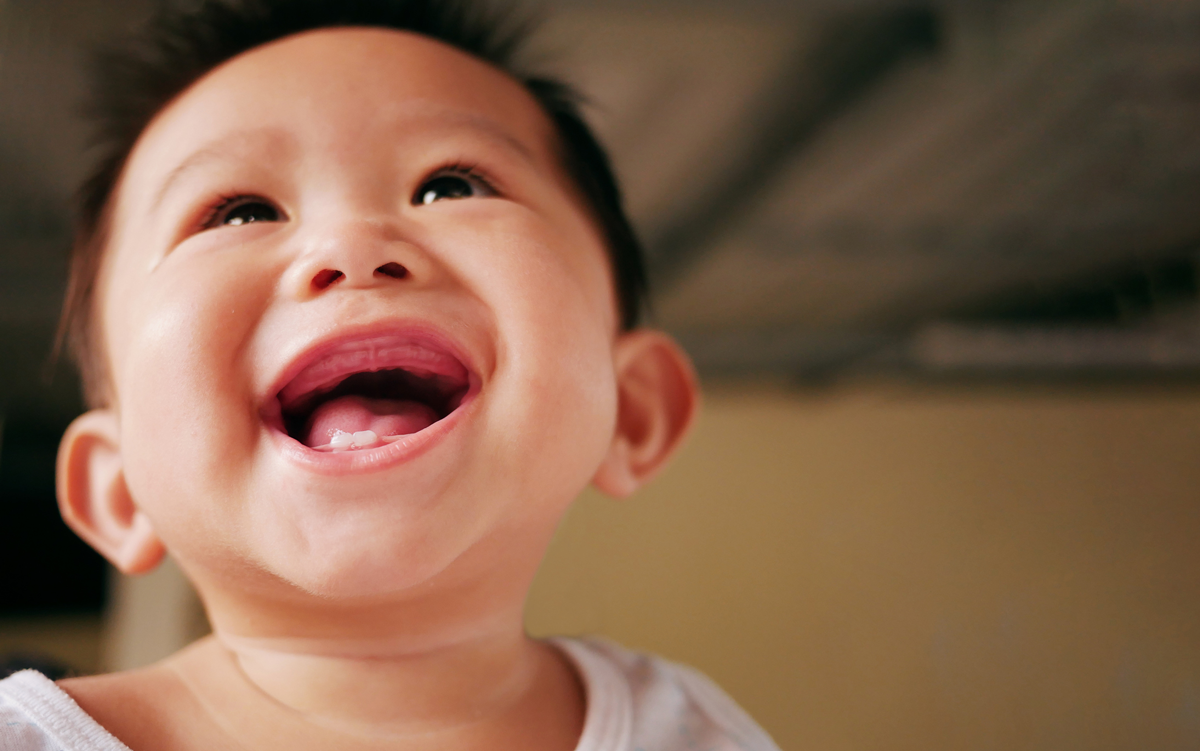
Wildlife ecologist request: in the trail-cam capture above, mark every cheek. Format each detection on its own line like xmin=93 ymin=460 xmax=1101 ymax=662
xmin=109 ymin=254 xmax=275 ymax=522
xmin=466 ymin=216 xmax=619 ymax=494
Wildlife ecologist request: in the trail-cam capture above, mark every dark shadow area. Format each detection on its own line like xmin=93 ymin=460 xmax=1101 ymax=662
xmin=0 ymin=411 xmax=107 ymax=616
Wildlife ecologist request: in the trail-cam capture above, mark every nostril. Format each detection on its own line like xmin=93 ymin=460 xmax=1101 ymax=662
xmin=312 ymin=269 xmax=344 ymax=290
xmin=375 ymin=262 xmax=407 ymax=279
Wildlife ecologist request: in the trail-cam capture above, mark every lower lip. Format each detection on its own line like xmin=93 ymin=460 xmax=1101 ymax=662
xmin=268 ymin=392 xmax=477 ymax=475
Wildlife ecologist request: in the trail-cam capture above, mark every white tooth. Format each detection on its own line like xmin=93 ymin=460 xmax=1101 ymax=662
xmin=329 ymin=430 xmax=354 ymax=450
xmin=352 ymin=430 xmax=379 ymax=447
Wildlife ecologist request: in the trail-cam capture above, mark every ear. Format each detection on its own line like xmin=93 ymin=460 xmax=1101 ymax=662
xmin=57 ymin=410 xmax=166 ymax=575
xmin=592 ymin=330 xmax=699 ymax=498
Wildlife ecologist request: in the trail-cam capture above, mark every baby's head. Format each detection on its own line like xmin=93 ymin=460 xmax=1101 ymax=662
xmin=55 ymin=0 xmax=697 ymax=627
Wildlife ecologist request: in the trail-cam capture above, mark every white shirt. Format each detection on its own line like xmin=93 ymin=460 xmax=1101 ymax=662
xmin=0 ymin=637 xmax=780 ymax=751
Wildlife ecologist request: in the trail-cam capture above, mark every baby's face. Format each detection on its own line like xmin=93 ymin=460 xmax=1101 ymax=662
xmin=97 ymin=28 xmax=622 ymax=598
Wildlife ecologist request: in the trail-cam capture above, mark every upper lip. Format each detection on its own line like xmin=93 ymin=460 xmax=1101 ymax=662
xmin=261 ymin=323 xmax=480 ymax=428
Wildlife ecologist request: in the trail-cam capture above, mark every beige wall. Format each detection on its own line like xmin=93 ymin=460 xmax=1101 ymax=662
xmin=0 ymin=615 xmax=103 ymax=675
xmin=526 ymin=386 xmax=1200 ymax=750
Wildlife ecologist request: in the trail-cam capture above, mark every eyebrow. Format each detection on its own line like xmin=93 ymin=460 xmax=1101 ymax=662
xmin=423 ymin=109 xmax=539 ymax=164
xmin=149 ymin=109 xmax=538 ymax=213
xmin=150 ymin=128 xmax=294 ymax=213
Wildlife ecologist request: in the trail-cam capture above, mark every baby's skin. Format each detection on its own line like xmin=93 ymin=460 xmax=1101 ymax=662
xmin=54 ymin=28 xmax=696 ymax=751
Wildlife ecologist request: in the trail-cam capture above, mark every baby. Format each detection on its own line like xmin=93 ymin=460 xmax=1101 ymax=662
xmin=0 ymin=1 xmax=779 ymax=749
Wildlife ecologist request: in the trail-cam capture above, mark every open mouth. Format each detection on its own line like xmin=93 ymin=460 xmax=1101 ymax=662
xmin=269 ymin=335 xmax=475 ymax=452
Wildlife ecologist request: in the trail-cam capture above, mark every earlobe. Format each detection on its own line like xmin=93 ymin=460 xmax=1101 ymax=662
xmin=57 ymin=410 xmax=166 ymax=575
xmin=592 ymin=330 xmax=699 ymax=498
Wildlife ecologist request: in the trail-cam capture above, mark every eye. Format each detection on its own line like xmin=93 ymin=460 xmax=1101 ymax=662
xmin=204 ymin=196 xmax=282 ymax=229
xmin=414 ymin=167 xmax=495 ymax=206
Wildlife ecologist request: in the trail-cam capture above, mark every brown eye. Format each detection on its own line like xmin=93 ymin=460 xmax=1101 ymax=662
xmin=414 ymin=170 xmax=494 ymax=206
xmin=209 ymin=197 xmax=281 ymax=228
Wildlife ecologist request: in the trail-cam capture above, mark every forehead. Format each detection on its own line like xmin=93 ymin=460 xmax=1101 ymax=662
xmin=123 ymin=27 xmax=559 ymax=195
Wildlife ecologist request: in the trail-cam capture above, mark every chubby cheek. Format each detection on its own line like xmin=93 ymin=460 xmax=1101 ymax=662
xmin=107 ymin=255 xmax=275 ymax=549
xmin=471 ymin=220 xmax=620 ymax=508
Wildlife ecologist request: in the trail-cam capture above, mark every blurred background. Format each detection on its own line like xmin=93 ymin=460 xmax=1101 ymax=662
xmin=2 ymin=0 xmax=1199 ymax=748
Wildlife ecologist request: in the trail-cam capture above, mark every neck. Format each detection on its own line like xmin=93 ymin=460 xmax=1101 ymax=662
xmin=172 ymin=533 xmax=585 ymax=746
xmin=216 ymin=625 xmax=541 ymax=731
xmin=160 ymin=597 xmax=585 ymax=750
xmin=161 ymin=629 xmax=584 ymax=751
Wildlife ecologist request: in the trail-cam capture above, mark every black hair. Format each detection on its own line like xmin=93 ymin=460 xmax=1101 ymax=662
xmin=62 ymin=0 xmax=646 ymax=406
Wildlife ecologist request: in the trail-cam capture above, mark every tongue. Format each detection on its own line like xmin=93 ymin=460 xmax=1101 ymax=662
xmin=303 ymin=395 xmax=439 ymax=448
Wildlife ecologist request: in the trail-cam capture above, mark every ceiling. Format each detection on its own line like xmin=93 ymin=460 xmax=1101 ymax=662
xmin=540 ymin=0 xmax=1200 ymax=379
xmin=2 ymin=0 xmax=1199 ymax=425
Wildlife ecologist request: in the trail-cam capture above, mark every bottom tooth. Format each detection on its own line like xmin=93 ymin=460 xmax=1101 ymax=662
xmin=313 ymin=429 xmax=398 ymax=452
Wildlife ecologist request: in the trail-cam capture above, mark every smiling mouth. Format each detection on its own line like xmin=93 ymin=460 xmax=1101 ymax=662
xmin=270 ymin=335 xmax=475 ymax=451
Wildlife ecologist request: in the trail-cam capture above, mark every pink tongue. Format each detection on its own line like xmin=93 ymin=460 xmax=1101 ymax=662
xmin=303 ymin=395 xmax=439 ymax=448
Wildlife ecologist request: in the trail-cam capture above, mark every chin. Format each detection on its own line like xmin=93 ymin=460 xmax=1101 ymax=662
xmin=293 ymin=565 xmax=444 ymax=601
xmin=259 ymin=512 xmax=479 ymax=601
xmin=277 ymin=549 xmax=456 ymax=601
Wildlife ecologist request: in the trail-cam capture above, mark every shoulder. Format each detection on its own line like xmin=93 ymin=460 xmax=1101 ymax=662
xmin=0 ymin=670 xmax=130 ymax=751
xmin=56 ymin=645 xmax=221 ymax=751
xmin=552 ymin=637 xmax=781 ymax=751
xmin=4 ymin=643 xmax=242 ymax=751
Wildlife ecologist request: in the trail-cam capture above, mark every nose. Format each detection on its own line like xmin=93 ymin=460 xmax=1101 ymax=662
xmin=310 ymin=259 xmax=407 ymax=291
xmin=285 ymin=217 xmax=432 ymax=300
